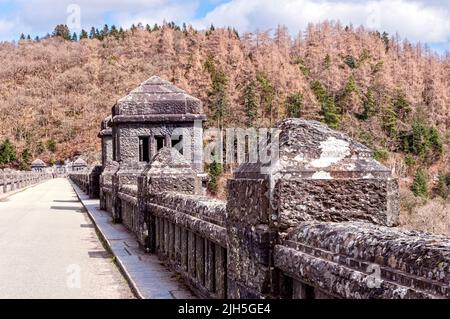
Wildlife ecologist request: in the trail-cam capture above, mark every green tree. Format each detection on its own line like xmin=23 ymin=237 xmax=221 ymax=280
xmin=382 ymin=99 xmax=398 ymax=137
xmin=71 ymin=32 xmax=78 ymax=41
xmin=311 ymin=80 xmax=340 ymax=128
xmin=411 ymin=118 xmax=429 ymax=157
xmin=344 ymin=55 xmax=357 ymax=69
xmin=256 ymin=72 xmax=276 ymax=125
xmin=205 ymin=55 xmax=229 ymax=128
xmin=393 ymin=91 xmax=411 ymax=120
xmin=0 ymin=139 xmax=17 ymax=165
xmin=428 ymin=127 xmax=443 ymax=160
xmin=79 ymin=29 xmax=88 ymax=40
xmin=361 ymin=88 xmax=376 ymax=120
xmin=89 ymin=27 xmax=96 ymax=39
xmin=411 ymin=168 xmax=429 ymax=198
xmin=243 ymin=81 xmax=258 ymax=126
xmin=46 ymin=139 xmax=57 ymax=153
xmin=285 ymin=93 xmax=303 ymax=118
xmin=437 ymin=172 xmax=450 ymax=199
xmin=323 ymin=54 xmax=331 ymax=69
xmin=207 ymin=160 xmax=222 ymax=194
xmin=52 ymin=24 xmax=71 ymax=40
xmin=322 ymin=98 xmax=341 ymax=129
xmin=19 ymin=148 xmax=31 ymax=171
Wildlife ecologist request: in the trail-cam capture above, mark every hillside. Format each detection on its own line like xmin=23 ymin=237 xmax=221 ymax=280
xmin=0 ymin=22 xmax=449 ymax=233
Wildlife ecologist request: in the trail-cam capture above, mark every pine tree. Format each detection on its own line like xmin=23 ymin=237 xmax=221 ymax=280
xmin=207 ymin=160 xmax=222 ymax=194
xmin=46 ymin=139 xmax=57 ymax=153
xmin=361 ymin=88 xmax=376 ymax=120
xmin=89 ymin=27 xmax=96 ymax=39
xmin=19 ymin=148 xmax=30 ymax=171
xmin=52 ymin=24 xmax=71 ymax=40
xmin=79 ymin=29 xmax=88 ymax=40
xmin=323 ymin=54 xmax=331 ymax=69
xmin=411 ymin=168 xmax=428 ymax=198
xmin=71 ymin=32 xmax=78 ymax=42
xmin=382 ymin=99 xmax=398 ymax=137
xmin=26 ymin=35 xmax=31 ymax=40
xmin=101 ymin=24 xmax=109 ymax=38
xmin=428 ymin=127 xmax=443 ymax=160
xmin=0 ymin=139 xmax=17 ymax=165
xmin=256 ymin=72 xmax=276 ymax=125
xmin=243 ymin=81 xmax=258 ymax=126
xmin=205 ymin=56 xmax=229 ymax=128
xmin=19 ymin=33 xmax=26 ymax=40
xmin=322 ymin=98 xmax=341 ymax=129
xmin=411 ymin=117 xmax=428 ymax=157
xmin=285 ymin=93 xmax=303 ymax=118
xmin=393 ymin=90 xmax=411 ymax=120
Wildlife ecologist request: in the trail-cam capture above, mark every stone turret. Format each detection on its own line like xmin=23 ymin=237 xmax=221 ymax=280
xmin=72 ymin=158 xmax=88 ymax=172
xmin=226 ymin=118 xmax=399 ymax=298
xmin=111 ymin=75 xmax=206 ymax=172
xmin=31 ymin=159 xmax=46 ymax=172
xmin=101 ymin=75 xmax=206 ymax=224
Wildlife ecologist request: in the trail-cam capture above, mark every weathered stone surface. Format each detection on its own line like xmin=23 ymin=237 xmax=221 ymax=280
xmin=113 ymin=76 xmax=205 ymax=117
xmin=70 ymin=83 xmax=450 ymax=300
xmin=0 ymin=169 xmax=51 ymax=194
xmin=275 ymin=221 xmax=450 ymax=299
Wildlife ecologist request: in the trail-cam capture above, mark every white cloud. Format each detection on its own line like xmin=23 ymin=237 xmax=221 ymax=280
xmin=0 ymin=0 xmax=449 ymax=47
xmin=192 ymin=0 xmax=450 ymax=43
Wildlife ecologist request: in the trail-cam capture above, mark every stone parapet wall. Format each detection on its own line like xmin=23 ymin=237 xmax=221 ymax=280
xmin=274 ymin=221 xmax=450 ymax=299
xmin=148 ymin=192 xmax=227 ymax=298
xmin=69 ymin=165 xmax=102 ymax=199
xmin=70 ymin=114 xmax=450 ymax=300
xmin=0 ymin=170 xmax=52 ymax=195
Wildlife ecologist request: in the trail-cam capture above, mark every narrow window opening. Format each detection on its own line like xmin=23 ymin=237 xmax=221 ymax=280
xmin=155 ymin=136 xmax=165 ymax=151
xmin=139 ymin=137 xmax=150 ymax=162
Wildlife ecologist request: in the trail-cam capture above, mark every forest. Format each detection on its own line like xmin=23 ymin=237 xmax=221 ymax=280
xmin=0 ymin=21 xmax=448 ymax=233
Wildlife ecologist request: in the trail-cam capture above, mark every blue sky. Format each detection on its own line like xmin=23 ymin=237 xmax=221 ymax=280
xmin=0 ymin=0 xmax=449 ymax=54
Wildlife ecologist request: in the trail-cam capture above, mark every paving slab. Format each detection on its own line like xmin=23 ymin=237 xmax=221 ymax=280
xmin=0 ymin=178 xmax=134 ymax=299
xmin=71 ymin=181 xmax=197 ymax=300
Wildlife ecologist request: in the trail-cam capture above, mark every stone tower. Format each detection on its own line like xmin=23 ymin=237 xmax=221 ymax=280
xmin=111 ymin=76 xmax=206 ymax=172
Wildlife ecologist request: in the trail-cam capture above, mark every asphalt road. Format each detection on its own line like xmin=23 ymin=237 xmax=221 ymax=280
xmin=0 ymin=178 xmax=134 ymax=299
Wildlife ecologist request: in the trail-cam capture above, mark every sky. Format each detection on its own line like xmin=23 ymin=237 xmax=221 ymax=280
xmin=0 ymin=0 xmax=449 ymax=53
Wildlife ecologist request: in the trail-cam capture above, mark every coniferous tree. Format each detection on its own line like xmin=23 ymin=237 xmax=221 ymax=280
xmin=361 ymin=88 xmax=376 ymax=120
xmin=243 ymin=81 xmax=258 ymax=126
xmin=256 ymin=72 xmax=275 ymax=125
xmin=382 ymin=99 xmax=398 ymax=137
xmin=19 ymin=33 xmax=26 ymax=40
xmin=411 ymin=168 xmax=428 ymax=198
xmin=79 ymin=29 xmax=88 ymax=40
xmin=205 ymin=56 xmax=229 ymax=128
xmin=0 ymin=139 xmax=17 ymax=165
xmin=285 ymin=93 xmax=303 ymax=118
xmin=89 ymin=27 xmax=96 ymax=39
xmin=19 ymin=148 xmax=30 ymax=171
xmin=52 ymin=24 xmax=71 ymax=40
xmin=207 ymin=160 xmax=222 ymax=194
xmin=71 ymin=32 xmax=78 ymax=42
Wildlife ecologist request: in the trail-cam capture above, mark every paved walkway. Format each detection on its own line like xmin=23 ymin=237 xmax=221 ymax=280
xmin=0 ymin=178 xmax=134 ymax=299
xmin=71 ymin=182 xmax=196 ymax=299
